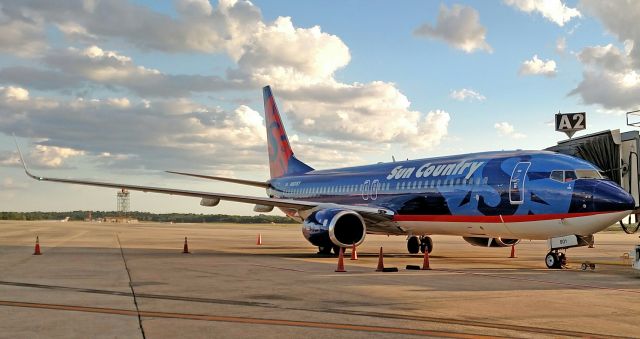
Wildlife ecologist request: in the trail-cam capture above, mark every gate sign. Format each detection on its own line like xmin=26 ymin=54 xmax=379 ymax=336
xmin=555 ymin=112 xmax=586 ymax=138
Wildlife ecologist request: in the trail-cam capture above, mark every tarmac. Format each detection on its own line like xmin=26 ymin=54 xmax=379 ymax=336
xmin=0 ymin=220 xmax=639 ymax=338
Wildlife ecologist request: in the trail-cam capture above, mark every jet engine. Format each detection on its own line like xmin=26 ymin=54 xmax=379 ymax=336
xmin=302 ymin=208 xmax=366 ymax=248
xmin=463 ymin=237 xmax=520 ymax=247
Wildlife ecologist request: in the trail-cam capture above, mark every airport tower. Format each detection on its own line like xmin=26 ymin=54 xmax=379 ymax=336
xmin=117 ymin=188 xmax=130 ymax=216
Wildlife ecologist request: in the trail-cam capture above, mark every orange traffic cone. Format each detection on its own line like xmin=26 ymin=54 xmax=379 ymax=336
xmin=375 ymin=247 xmax=385 ymax=272
xmin=350 ymin=243 xmax=358 ymax=260
xmin=509 ymin=245 xmax=516 ymax=258
xmin=256 ymin=233 xmax=262 ymax=245
xmin=183 ymin=237 xmax=190 ymax=254
xmin=335 ymin=247 xmax=346 ymax=272
xmin=421 ymin=248 xmax=431 ymax=270
xmin=33 ymin=236 xmax=42 ymax=255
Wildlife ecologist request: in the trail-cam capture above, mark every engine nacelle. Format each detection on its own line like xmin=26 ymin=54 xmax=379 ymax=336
xmin=302 ymin=208 xmax=366 ymax=248
xmin=463 ymin=237 xmax=520 ymax=247
xmin=200 ymin=198 xmax=220 ymax=207
xmin=253 ymin=204 xmax=274 ymax=212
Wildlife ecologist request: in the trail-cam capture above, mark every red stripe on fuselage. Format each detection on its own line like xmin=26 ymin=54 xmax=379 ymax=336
xmin=393 ymin=211 xmax=615 ymax=223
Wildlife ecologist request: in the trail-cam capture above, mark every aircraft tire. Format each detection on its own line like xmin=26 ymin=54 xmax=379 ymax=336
xmin=545 ymin=252 xmax=561 ymax=269
xmin=419 ymin=236 xmax=433 ymax=254
xmin=318 ymin=246 xmax=332 ymax=255
xmin=407 ymin=236 xmax=420 ymax=254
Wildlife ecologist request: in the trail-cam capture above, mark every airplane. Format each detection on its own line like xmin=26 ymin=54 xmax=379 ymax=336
xmin=15 ymin=86 xmax=636 ymax=269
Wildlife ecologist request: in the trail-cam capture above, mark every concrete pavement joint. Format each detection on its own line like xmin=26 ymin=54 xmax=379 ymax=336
xmin=116 ymin=233 xmax=146 ymax=339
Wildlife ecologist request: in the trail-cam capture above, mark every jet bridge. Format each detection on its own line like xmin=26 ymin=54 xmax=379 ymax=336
xmin=547 ymin=129 xmax=640 ymax=233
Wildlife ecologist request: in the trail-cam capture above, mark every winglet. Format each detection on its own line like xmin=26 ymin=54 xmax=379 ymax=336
xmin=13 ymin=134 xmax=42 ymax=181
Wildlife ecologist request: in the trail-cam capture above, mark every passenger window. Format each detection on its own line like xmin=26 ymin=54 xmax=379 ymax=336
xmin=550 ymin=170 xmax=563 ymax=182
xmin=482 ymin=177 xmax=488 ymax=185
xmin=436 ymin=179 xmax=441 ymax=186
xmin=564 ymin=171 xmax=577 ymax=182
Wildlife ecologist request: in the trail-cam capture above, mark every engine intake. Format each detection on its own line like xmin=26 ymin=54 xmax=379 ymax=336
xmin=302 ymin=208 xmax=366 ymax=248
xmin=463 ymin=237 xmax=520 ymax=247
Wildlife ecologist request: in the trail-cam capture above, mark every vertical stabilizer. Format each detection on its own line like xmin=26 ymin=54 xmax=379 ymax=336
xmin=263 ymin=86 xmax=313 ymax=178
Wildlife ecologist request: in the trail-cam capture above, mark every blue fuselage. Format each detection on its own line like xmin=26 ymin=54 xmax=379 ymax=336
xmin=267 ymin=150 xmax=634 ymax=238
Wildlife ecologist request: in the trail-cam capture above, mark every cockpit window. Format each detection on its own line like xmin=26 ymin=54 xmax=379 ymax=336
xmin=575 ymin=169 xmax=602 ymax=179
xmin=564 ymin=171 xmax=577 ymax=182
xmin=550 ymin=170 xmax=563 ymax=182
xmin=550 ymin=169 xmax=602 ymax=182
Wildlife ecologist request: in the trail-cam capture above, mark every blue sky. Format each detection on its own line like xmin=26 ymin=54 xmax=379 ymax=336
xmin=0 ymin=0 xmax=639 ymax=215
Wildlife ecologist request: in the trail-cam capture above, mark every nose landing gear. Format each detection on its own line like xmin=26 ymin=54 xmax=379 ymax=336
xmin=545 ymin=234 xmax=593 ymax=269
xmin=545 ymin=251 xmax=567 ymax=269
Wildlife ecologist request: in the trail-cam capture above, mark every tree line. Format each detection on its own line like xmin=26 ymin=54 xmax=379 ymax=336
xmin=0 ymin=211 xmax=297 ymax=224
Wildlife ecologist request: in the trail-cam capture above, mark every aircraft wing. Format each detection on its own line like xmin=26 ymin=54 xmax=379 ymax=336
xmin=15 ymin=141 xmax=394 ymax=219
xmin=165 ymin=170 xmax=270 ymax=188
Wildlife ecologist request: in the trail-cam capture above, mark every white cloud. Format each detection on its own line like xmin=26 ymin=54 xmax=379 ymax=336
xmin=569 ymin=1 xmax=640 ymax=110
xmin=0 ymin=90 xmax=270 ymax=171
xmin=0 ymin=143 xmax=86 ymax=169
xmin=30 ymin=145 xmax=85 ymax=168
xmin=0 ymin=0 xmax=451 ymax=166
xmin=578 ymin=44 xmax=629 ymax=72
xmin=580 ymin=1 xmax=640 ymax=63
xmin=0 ymin=151 xmax=20 ymax=167
xmin=494 ymin=122 xmax=526 ymax=139
xmin=0 ymin=45 xmax=237 ymax=97
xmin=107 ymin=97 xmax=131 ymax=108
xmin=276 ymin=82 xmax=450 ymax=148
xmin=450 ymin=88 xmax=486 ymax=102
xmin=232 ymin=16 xmax=350 ymax=87
xmin=176 ymin=0 xmax=213 ymax=17
xmin=413 ymin=4 xmax=492 ymax=53
xmin=55 ymin=21 xmax=97 ymax=42
xmin=1 ymin=86 xmax=29 ymax=101
xmin=0 ymin=5 xmax=47 ymax=57
xmin=504 ymin=0 xmax=581 ymax=26
xmin=519 ymin=55 xmax=557 ymax=77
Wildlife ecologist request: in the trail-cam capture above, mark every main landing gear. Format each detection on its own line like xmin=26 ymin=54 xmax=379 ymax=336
xmin=318 ymin=245 xmax=341 ymax=255
xmin=407 ymin=236 xmax=433 ymax=254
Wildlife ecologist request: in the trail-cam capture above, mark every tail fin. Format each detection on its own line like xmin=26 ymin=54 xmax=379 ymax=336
xmin=263 ymin=86 xmax=313 ymax=178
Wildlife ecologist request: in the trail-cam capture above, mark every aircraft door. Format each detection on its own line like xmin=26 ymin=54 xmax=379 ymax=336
xmin=361 ymin=180 xmax=371 ymax=200
xmin=509 ymin=162 xmax=531 ymax=204
xmin=371 ymin=179 xmax=379 ymax=200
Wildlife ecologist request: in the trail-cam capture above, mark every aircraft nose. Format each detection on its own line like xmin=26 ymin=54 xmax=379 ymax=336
xmin=592 ymin=180 xmax=636 ymax=212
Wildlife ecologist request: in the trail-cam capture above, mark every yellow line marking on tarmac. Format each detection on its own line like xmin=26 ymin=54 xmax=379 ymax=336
xmin=0 ymin=300 xmax=498 ymax=338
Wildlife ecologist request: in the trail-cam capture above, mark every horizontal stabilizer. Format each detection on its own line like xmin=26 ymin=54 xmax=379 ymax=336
xmin=166 ymin=170 xmax=270 ymax=188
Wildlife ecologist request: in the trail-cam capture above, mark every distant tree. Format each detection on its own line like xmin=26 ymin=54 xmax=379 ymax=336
xmin=0 ymin=211 xmax=297 ymax=224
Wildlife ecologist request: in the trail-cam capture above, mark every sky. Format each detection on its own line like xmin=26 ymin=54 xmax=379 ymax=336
xmin=1 ymin=0 xmax=639 ymax=215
